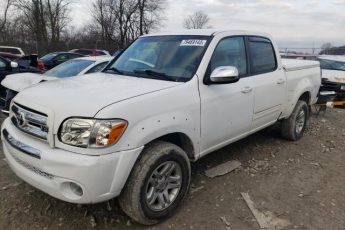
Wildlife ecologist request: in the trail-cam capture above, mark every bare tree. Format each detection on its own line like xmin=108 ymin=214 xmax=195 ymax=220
xmin=15 ymin=0 xmax=48 ymax=52
xmin=137 ymin=0 xmax=164 ymax=35
xmin=321 ymin=42 xmax=332 ymax=50
xmin=46 ymin=0 xmax=71 ymax=43
xmin=183 ymin=11 xmax=211 ymax=29
xmin=319 ymin=42 xmax=333 ymax=55
xmin=0 ymin=0 xmax=165 ymax=54
xmin=0 ymin=0 xmax=13 ymax=32
xmin=91 ymin=0 xmax=165 ymax=49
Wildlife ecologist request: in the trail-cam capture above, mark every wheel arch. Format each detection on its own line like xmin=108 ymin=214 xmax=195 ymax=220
xmin=148 ymin=132 xmax=196 ymax=161
xmin=298 ymin=91 xmax=311 ymax=105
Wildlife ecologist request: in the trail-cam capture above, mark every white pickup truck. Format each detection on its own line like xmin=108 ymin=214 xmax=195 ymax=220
xmin=1 ymin=30 xmax=321 ymax=225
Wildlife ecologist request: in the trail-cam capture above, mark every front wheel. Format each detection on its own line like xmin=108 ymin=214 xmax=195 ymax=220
xmin=118 ymin=141 xmax=191 ymax=225
xmin=281 ymin=100 xmax=309 ymax=141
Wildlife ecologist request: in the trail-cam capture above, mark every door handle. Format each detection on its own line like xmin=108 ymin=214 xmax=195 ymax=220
xmin=241 ymin=86 xmax=253 ymax=94
xmin=277 ymin=79 xmax=286 ymax=84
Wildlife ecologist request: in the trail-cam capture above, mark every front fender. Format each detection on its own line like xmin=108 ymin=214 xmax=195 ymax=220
xmin=95 ymin=77 xmax=201 ymax=156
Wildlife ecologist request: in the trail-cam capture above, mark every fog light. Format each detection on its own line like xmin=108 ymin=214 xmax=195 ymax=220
xmin=69 ymin=182 xmax=83 ymax=197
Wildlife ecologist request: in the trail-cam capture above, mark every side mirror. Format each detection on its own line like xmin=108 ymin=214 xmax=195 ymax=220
xmin=210 ymin=66 xmax=240 ymax=84
xmin=10 ymin=62 xmax=19 ymax=68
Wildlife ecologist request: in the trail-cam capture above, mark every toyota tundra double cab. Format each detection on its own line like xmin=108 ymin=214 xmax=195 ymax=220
xmin=1 ymin=30 xmax=321 ymax=225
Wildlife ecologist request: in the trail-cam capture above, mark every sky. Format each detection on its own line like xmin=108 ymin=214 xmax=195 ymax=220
xmin=72 ymin=0 xmax=345 ymax=51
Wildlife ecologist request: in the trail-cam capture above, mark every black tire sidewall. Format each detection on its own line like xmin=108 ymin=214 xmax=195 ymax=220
xmin=139 ymin=149 xmax=190 ymax=221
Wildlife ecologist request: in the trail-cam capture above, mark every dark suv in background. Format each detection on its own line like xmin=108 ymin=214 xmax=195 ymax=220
xmin=70 ymin=48 xmax=110 ymax=56
xmin=0 ymin=56 xmax=42 ymax=111
xmin=40 ymin=52 xmax=85 ymax=70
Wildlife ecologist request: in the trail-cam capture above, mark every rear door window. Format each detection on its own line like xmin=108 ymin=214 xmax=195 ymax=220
xmin=54 ymin=54 xmax=69 ymax=62
xmin=248 ymin=37 xmax=277 ymax=74
xmin=68 ymin=53 xmax=84 ymax=59
xmin=75 ymin=50 xmax=92 ymax=56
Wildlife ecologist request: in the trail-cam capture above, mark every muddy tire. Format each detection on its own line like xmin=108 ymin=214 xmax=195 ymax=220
xmin=281 ymin=100 xmax=309 ymax=141
xmin=118 ymin=141 xmax=191 ymax=225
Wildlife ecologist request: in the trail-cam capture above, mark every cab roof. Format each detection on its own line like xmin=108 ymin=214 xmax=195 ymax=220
xmin=142 ymin=29 xmax=271 ymax=38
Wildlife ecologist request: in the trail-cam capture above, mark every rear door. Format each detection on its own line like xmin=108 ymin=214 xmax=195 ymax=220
xmin=247 ymin=36 xmax=286 ymax=131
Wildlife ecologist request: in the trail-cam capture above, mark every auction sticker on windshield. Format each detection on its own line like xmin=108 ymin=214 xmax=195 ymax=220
xmin=180 ymin=40 xmax=207 ymax=46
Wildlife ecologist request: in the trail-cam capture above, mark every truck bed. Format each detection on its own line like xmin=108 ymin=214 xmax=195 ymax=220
xmin=282 ymin=59 xmax=320 ymax=71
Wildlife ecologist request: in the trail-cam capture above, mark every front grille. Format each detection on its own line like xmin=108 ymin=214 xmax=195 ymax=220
xmin=11 ymin=103 xmax=49 ymax=140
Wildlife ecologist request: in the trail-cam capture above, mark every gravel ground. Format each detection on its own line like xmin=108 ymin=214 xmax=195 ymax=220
xmin=1 ymin=108 xmax=345 ymax=230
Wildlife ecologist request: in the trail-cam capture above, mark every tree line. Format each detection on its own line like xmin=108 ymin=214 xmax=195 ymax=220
xmin=0 ymin=0 xmax=166 ymax=55
xmin=0 ymin=0 xmax=213 ymax=55
xmin=319 ymin=43 xmax=345 ymax=55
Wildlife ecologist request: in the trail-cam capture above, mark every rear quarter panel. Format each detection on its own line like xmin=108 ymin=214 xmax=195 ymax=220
xmin=282 ymin=64 xmax=321 ymax=118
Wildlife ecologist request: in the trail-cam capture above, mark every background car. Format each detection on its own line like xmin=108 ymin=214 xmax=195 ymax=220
xmin=16 ymin=54 xmax=45 ymax=71
xmin=1 ymin=56 xmax=113 ymax=114
xmin=0 ymin=46 xmax=25 ymax=56
xmin=317 ymin=55 xmax=345 ymax=105
xmin=0 ymin=56 xmax=42 ymax=108
xmin=0 ymin=52 xmax=22 ymax=61
xmin=112 ymin=50 xmax=123 ymax=57
xmin=70 ymin=48 xmax=111 ymax=56
xmin=41 ymin=52 xmax=85 ymax=70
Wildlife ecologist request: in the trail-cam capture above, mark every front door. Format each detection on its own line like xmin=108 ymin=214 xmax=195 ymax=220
xmin=199 ymin=36 xmax=254 ymax=155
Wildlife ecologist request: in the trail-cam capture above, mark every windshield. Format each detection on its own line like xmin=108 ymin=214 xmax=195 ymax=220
xmin=0 ymin=47 xmax=21 ymax=54
xmin=44 ymin=59 xmax=94 ymax=78
xmin=105 ymin=35 xmax=211 ymax=82
xmin=41 ymin=53 xmax=58 ymax=61
xmin=319 ymin=59 xmax=345 ymax=71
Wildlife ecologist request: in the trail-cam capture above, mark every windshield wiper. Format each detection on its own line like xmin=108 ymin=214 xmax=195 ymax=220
xmin=133 ymin=69 xmax=178 ymax=81
xmin=104 ymin=67 xmax=124 ymax=75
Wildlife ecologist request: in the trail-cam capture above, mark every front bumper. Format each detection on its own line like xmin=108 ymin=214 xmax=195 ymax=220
xmin=1 ymin=118 xmax=143 ymax=204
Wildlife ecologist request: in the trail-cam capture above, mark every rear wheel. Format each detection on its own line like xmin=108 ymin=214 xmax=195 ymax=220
xmin=118 ymin=141 xmax=191 ymax=225
xmin=281 ymin=100 xmax=309 ymax=141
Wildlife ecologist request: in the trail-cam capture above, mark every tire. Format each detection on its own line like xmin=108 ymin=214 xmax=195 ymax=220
xmin=281 ymin=100 xmax=309 ymax=141
xmin=118 ymin=141 xmax=191 ymax=225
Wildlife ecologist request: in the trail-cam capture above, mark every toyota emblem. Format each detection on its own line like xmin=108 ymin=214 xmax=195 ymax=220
xmin=17 ymin=112 xmax=27 ymax=127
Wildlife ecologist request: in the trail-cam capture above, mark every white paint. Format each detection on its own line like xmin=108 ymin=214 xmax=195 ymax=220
xmin=2 ymin=30 xmax=321 ymax=205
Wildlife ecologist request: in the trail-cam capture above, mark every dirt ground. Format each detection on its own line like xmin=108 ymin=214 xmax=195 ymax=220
xmin=1 ymin=108 xmax=345 ymax=230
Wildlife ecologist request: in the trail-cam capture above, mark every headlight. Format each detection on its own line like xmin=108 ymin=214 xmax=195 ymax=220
xmin=59 ymin=118 xmax=127 ymax=148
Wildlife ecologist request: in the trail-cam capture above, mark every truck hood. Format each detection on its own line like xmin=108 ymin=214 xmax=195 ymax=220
xmin=1 ymin=72 xmax=57 ymax=92
xmin=14 ymin=73 xmax=183 ymax=118
xmin=322 ymin=69 xmax=345 ymax=84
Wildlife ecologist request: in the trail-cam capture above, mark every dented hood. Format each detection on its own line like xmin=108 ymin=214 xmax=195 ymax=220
xmin=322 ymin=69 xmax=345 ymax=84
xmin=1 ymin=72 xmax=58 ymax=92
xmin=14 ymin=73 xmax=183 ymax=119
